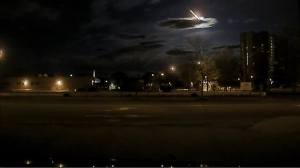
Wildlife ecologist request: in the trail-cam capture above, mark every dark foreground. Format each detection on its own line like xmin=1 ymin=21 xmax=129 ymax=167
xmin=1 ymin=95 xmax=300 ymax=167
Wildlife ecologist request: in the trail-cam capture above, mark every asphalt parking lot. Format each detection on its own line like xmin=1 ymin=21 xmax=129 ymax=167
xmin=0 ymin=95 xmax=300 ymax=166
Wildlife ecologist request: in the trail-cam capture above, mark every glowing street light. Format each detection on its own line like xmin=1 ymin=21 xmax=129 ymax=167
xmin=270 ymin=78 xmax=274 ymax=85
xmin=23 ymin=79 xmax=29 ymax=87
xmin=0 ymin=49 xmax=4 ymax=60
xmin=25 ymin=160 xmax=32 ymax=165
xmin=56 ymin=80 xmax=63 ymax=87
xmin=197 ymin=61 xmax=201 ymax=65
xmin=170 ymin=65 xmax=176 ymax=72
xmin=160 ymin=73 xmax=165 ymax=77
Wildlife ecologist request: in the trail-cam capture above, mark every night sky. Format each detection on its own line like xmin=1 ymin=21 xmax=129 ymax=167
xmin=0 ymin=0 xmax=299 ymax=75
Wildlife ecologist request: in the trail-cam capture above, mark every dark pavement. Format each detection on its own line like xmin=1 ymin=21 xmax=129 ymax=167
xmin=1 ymin=96 xmax=300 ymax=166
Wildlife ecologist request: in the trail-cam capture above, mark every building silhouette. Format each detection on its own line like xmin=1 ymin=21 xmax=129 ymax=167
xmin=240 ymin=31 xmax=290 ymax=91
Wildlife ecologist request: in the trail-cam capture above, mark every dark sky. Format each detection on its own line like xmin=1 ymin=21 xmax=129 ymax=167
xmin=0 ymin=0 xmax=299 ymax=75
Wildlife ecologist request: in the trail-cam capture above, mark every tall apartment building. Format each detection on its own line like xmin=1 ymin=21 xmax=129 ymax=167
xmin=240 ymin=31 xmax=290 ymax=91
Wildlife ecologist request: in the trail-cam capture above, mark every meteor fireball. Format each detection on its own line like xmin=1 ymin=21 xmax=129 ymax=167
xmin=189 ymin=10 xmax=203 ymax=21
xmin=159 ymin=10 xmax=217 ymax=29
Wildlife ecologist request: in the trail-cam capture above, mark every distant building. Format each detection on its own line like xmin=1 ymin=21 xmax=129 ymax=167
xmin=240 ymin=31 xmax=290 ymax=91
xmin=0 ymin=76 xmax=93 ymax=92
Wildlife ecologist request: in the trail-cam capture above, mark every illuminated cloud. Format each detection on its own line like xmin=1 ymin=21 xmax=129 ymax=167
xmin=159 ymin=10 xmax=218 ymax=30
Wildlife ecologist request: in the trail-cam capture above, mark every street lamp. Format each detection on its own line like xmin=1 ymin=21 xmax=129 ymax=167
xmin=55 ymin=80 xmax=63 ymax=91
xmin=0 ymin=49 xmax=4 ymax=60
xmin=269 ymin=78 xmax=274 ymax=85
xmin=25 ymin=160 xmax=32 ymax=165
xmin=170 ymin=65 xmax=176 ymax=72
xmin=23 ymin=79 xmax=29 ymax=87
xmin=56 ymin=80 xmax=63 ymax=87
xmin=160 ymin=73 xmax=165 ymax=77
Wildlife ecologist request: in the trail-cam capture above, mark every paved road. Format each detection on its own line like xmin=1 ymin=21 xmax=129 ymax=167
xmin=0 ymin=96 xmax=300 ymax=166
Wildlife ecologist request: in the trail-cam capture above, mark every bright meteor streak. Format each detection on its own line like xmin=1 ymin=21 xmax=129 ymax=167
xmin=189 ymin=10 xmax=201 ymax=20
xmin=159 ymin=9 xmax=218 ymax=29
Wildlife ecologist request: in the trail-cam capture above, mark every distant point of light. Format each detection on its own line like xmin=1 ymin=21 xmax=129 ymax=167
xmin=270 ymin=78 xmax=274 ymax=85
xmin=70 ymin=74 xmax=73 ymax=77
xmin=56 ymin=80 xmax=63 ymax=86
xmin=170 ymin=65 xmax=176 ymax=72
xmin=58 ymin=163 xmax=64 ymax=168
xmin=23 ymin=79 xmax=29 ymax=87
xmin=25 ymin=160 xmax=32 ymax=165
xmin=93 ymin=70 xmax=96 ymax=78
xmin=0 ymin=49 xmax=4 ymax=59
